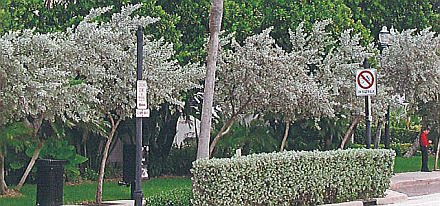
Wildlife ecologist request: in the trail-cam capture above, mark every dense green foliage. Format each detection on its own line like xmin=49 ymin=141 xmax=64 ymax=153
xmin=191 ymin=149 xmax=395 ymax=205
xmin=344 ymin=0 xmax=440 ymax=37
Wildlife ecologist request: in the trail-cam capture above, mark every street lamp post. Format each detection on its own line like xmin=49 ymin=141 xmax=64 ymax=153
xmin=378 ymin=26 xmax=394 ymax=149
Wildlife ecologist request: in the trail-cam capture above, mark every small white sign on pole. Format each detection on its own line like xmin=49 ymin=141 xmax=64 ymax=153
xmin=137 ymin=80 xmax=148 ymax=109
xmin=356 ymin=69 xmax=377 ymax=96
xmin=136 ymin=109 xmax=150 ymax=118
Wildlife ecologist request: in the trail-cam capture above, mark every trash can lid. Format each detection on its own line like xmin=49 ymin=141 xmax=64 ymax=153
xmin=36 ymin=159 xmax=68 ymax=166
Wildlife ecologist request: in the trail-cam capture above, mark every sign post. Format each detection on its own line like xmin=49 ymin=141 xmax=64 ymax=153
xmin=356 ymin=58 xmax=376 ymax=149
xmin=134 ymin=26 xmax=144 ymax=206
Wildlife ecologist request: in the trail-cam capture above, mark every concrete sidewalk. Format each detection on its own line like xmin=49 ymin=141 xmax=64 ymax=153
xmin=390 ymin=171 xmax=440 ymax=190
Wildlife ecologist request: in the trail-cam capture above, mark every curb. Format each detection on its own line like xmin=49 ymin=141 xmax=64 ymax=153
xmin=64 ymin=200 xmax=137 ymax=206
xmin=375 ymin=189 xmax=408 ymax=205
xmin=390 ymin=176 xmax=440 ymax=190
xmin=319 ymin=201 xmax=364 ymax=206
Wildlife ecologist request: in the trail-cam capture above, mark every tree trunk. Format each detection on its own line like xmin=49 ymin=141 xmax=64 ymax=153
xmin=95 ymin=118 xmax=121 ymax=204
xmin=340 ymin=116 xmax=362 ymax=149
xmin=0 ymin=154 xmax=7 ymax=195
xmin=435 ymin=136 xmax=440 ymax=171
xmin=280 ymin=121 xmax=290 ymax=152
xmin=326 ymin=135 xmax=333 ymax=150
xmin=14 ymin=140 xmax=44 ymax=191
xmin=374 ymin=120 xmax=384 ymax=149
xmin=197 ymin=0 xmax=224 ymax=159
xmin=209 ymin=119 xmax=234 ymax=157
xmin=403 ymin=134 xmax=420 ymax=158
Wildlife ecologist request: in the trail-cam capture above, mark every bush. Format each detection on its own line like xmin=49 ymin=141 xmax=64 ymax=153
xmin=145 ymin=186 xmax=192 ymax=206
xmin=347 ymin=143 xmax=412 ymax=157
xmin=191 ymin=149 xmax=395 ymax=205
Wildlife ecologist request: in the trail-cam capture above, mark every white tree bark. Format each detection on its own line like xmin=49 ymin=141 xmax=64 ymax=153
xmin=197 ymin=0 xmax=224 ymax=159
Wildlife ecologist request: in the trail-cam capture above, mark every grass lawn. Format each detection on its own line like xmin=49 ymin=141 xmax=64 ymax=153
xmin=394 ymin=155 xmax=438 ymax=173
xmin=0 ymin=177 xmax=191 ymax=206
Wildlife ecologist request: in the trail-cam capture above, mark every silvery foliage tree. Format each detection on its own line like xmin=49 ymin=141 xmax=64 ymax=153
xmin=66 ymin=5 xmax=203 ymax=203
xmin=379 ymin=28 xmax=440 ymax=159
xmin=211 ymin=28 xmax=288 ymax=156
xmin=379 ymin=28 xmax=440 ymax=107
xmin=276 ymin=21 xmax=338 ymax=152
xmin=305 ymin=21 xmax=390 ymax=149
xmin=212 ymin=22 xmax=340 ymax=154
xmin=0 ymin=29 xmax=99 ymax=191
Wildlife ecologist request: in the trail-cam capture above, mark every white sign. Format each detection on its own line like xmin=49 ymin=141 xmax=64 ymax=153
xmin=137 ymin=80 xmax=147 ymax=109
xmin=356 ymin=69 xmax=377 ymax=96
xmin=136 ymin=109 xmax=150 ymax=118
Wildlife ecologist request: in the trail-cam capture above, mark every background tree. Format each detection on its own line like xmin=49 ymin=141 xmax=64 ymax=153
xmin=65 ymin=5 xmax=203 ymax=203
xmin=379 ymin=27 xmax=440 ymax=159
xmin=0 ymin=28 xmax=99 ymax=191
xmin=344 ymin=0 xmax=440 ymax=37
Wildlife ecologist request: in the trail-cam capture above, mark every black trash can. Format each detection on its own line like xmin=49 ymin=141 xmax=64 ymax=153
xmin=36 ymin=159 xmax=67 ymax=206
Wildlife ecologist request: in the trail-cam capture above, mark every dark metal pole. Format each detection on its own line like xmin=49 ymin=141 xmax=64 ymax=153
xmin=134 ymin=26 xmax=144 ymax=206
xmin=364 ymin=58 xmax=371 ymax=149
xmin=385 ymin=105 xmax=390 ymax=149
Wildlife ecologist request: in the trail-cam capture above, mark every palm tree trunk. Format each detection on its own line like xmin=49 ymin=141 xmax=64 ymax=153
xmin=14 ymin=140 xmax=44 ymax=191
xmin=96 ymin=118 xmax=121 ymax=204
xmin=340 ymin=116 xmax=362 ymax=149
xmin=197 ymin=0 xmax=224 ymax=159
xmin=1 ymin=154 xmax=8 ymax=195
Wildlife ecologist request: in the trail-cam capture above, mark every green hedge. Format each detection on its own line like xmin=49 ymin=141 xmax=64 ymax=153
xmin=145 ymin=186 xmax=192 ymax=206
xmin=191 ymin=149 xmax=395 ymax=205
xmin=347 ymin=143 xmax=412 ymax=157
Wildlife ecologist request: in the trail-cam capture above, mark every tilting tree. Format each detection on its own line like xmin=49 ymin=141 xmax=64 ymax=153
xmin=379 ymin=27 xmax=440 ymax=162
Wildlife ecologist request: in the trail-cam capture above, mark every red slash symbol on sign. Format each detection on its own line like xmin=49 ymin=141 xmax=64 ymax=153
xmin=357 ymin=70 xmax=374 ymax=89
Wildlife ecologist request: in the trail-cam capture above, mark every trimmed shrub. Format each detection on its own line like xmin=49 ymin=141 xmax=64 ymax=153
xmin=347 ymin=143 xmax=412 ymax=157
xmin=191 ymin=149 xmax=395 ymax=205
xmin=145 ymin=186 xmax=192 ymax=206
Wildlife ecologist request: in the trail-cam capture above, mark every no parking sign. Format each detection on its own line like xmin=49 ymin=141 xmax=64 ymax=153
xmin=356 ymin=69 xmax=377 ymax=96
